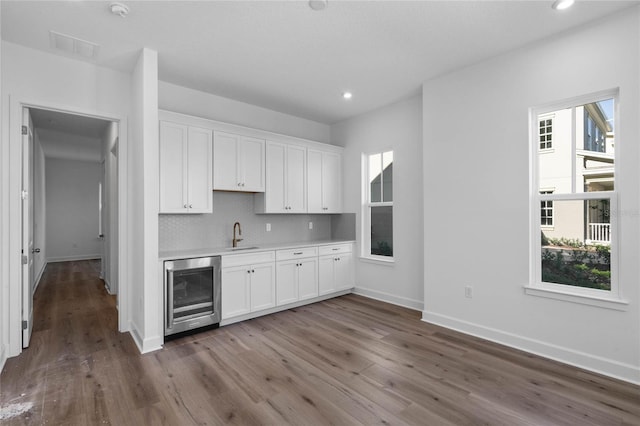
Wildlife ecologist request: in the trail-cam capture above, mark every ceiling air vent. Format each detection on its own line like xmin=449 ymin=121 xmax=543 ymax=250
xmin=49 ymin=30 xmax=100 ymax=61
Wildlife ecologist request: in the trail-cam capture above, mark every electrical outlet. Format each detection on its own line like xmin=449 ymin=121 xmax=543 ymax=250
xmin=465 ymin=286 xmax=473 ymax=298
xmin=266 ymin=223 xmax=271 ymax=232
xmin=309 ymin=221 xmax=313 ymax=230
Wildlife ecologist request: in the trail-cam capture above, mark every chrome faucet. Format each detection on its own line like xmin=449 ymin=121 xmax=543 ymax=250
xmin=232 ymin=222 xmax=243 ymax=248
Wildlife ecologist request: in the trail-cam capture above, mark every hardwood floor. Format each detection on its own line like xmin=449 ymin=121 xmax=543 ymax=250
xmin=1 ymin=260 xmax=638 ymax=425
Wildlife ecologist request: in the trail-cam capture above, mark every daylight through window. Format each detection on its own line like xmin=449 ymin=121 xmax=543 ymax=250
xmin=534 ymin=95 xmax=616 ymax=294
xmin=364 ymin=151 xmax=393 ymax=259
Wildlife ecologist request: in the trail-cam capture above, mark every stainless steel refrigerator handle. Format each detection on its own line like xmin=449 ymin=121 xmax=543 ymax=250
xmin=167 ymin=269 xmax=174 ymax=330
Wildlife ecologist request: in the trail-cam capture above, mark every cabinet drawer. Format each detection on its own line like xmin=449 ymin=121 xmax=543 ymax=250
xmin=222 ymin=251 xmax=275 ymax=267
xmin=276 ymin=246 xmax=318 ymax=261
xmin=318 ymin=243 xmax=352 ymax=256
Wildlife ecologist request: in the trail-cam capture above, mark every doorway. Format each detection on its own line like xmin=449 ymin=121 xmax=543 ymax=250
xmin=22 ymin=107 xmax=120 ymax=348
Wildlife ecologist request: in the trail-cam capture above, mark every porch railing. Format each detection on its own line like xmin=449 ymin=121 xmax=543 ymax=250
xmin=587 ymin=223 xmax=611 ymax=245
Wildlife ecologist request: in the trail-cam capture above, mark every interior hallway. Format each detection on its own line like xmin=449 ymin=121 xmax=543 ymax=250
xmin=1 ymin=260 xmax=639 ymax=424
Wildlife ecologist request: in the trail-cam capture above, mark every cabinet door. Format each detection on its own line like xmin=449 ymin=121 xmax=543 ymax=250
xmin=159 ymin=121 xmax=187 ymax=213
xmin=250 ymin=263 xmax=276 ymax=311
xmin=297 ymin=257 xmax=318 ymax=301
xmin=322 ymin=151 xmax=342 ymax=213
xmin=318 ymin=255 xmax=336 ymax=296
xmin=334 ymin=252 xmax=354 ymax=291
xmin=221 ymin=266 xmax=251 ymax=319
xmin=306 ymin=149 xmax=323 ymax=213
xmin=286 ymin=145 xmax=307 ymax=213
xmin=186 ymin=127 xmax=213 ymax=213
xmin=213 ymin=131 xmax=240 ymax=191
xmin=265 ymin=142 xmax=286 ymax=212
xmin=276 ymin=260 xmax=298 ymax=305
xmin=240 ymin=136 xmax=265 ymax=192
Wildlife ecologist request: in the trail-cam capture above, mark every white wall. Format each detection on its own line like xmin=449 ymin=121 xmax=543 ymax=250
xmin=422 ymin=9 xmax=640 ymax=383
xmin=331 ymin=94 xmax=424 ymax=310
xmin=45 ymin=158 xmax=102 ymax=262
xmin=1 ymin=41 xmax=131 ymax=358
xmin=0 ymin=4 xmax=5 ymax=371
xmin=128 ymin=48 xmax=161 ymax=353
xmin=33 ymin=130 xmax=46 ymax=286
xmin=159 ymin=81 xmax=331 ymax=144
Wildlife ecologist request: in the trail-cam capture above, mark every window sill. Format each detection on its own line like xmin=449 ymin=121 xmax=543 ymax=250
xmin=359 ymin=256 xmax=395 ymax=266
xmin=524 ymin=285 xmax=629 ymax=311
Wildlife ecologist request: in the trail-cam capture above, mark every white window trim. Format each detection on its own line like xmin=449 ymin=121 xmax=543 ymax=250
xmin=361 ymin=151 xmax=394 ymax=263
xmin=528 ymin=89 xmax=625 ymax=309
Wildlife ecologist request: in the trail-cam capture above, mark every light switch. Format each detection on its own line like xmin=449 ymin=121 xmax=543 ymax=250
xmin=266 ymin=223 xmax=271 ymax=232
xmin=309 ymin=222 xmax=313 ymax=230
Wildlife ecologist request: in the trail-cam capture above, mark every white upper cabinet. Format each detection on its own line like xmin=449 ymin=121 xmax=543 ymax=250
xmin=213 ymin=131 xmax=265 ymax=192
xmin=307 ymin=149 xmax=342 ymax=213
xmin=159 ymin=121 xmax=212 ymax=214
xmin=255 ymin=141 xmax=306 ymax=213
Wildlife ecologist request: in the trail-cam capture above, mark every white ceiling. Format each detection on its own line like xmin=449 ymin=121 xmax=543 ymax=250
xmin=30 ymin=108 xmax=110 ymax=162
xmin=2 ymin=1 xmax=638 ymax=124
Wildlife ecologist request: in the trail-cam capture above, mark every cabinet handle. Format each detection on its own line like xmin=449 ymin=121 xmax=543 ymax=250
xmin=184 ymin=204 xmax=188 ymax=208
xmin=332 ymin=248 xmax=339 ymax=251
xmin=252 ymin=269 xmax=255 ymax=273
xmin=189 ymin=204 xmax=192 ymax=208
xmin=238 ymin=183 xmax=242 ymax=187
xmin=294 ymin=252 xmax=303 ymax=255
xmin=247 ymin=270 xmax=251 ymax=274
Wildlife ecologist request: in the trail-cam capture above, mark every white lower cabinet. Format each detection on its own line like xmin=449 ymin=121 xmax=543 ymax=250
xmin=318 ymin=244 xmax=354 ymax=295
xmin=221 ymin=243 xmax=352 ymax=323
xmin=221 ymin=253 xmax=275 ymax=320
xmin=275 ymin=247 xmax=318 ymax=306
xmin=276 ymin=257 xmax=318 ymax=305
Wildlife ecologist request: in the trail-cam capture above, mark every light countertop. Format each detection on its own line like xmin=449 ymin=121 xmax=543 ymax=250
xmin=159 ymin=240 xmax=355 ymax=261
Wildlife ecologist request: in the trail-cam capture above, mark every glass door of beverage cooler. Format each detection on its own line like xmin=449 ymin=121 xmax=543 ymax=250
xmin=165 ymin=256 xmax=221 ymax=335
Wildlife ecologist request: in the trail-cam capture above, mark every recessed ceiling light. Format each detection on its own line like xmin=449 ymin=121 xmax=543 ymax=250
xmin=309 ymin=0 xmax=328 ymax=11
xmin=342 ymin=92 xmax=353 ymax=100
xmin=552 ymin=0 xmax=575 ymax=11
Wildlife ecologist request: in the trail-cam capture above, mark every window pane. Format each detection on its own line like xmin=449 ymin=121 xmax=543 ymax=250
xmin=538 ymin=99 xmax=615 ymax=194
xmin=382 ymin=151 xmax=393 ymax=202
xmin=369 ymin=153 xmax=381 ymax=202
xmin=540 ymin=199 xmax=611 ymax=291
xmin=370 ymin=205 xmax=393 ymax=257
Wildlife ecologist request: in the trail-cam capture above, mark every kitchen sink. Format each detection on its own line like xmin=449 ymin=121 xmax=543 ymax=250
xmin=228 ymin=246 xmax=259 ymax=251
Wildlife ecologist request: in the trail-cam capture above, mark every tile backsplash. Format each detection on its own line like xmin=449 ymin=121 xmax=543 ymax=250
xmin=159 ymin=191 xmax=354 ymax=252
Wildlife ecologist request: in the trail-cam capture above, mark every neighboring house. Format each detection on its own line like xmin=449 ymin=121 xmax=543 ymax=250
xmin=538 ymin=100 xmax=614 ymax=245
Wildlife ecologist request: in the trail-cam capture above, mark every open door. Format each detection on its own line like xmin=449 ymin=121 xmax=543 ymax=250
xmin=21 ymin=107 xmax=35 ymax=348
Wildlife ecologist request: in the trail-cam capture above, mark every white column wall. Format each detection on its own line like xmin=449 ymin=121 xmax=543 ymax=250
xmin=422 ymin=8 xmax=639 ymax=383
xmin=128 ymin=48 xmax=160 ymax=353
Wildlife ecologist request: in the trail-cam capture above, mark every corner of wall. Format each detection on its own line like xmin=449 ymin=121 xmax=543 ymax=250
xmin=129 ymin=320 xmax=162 ymax=354
xmin=0 ymin=344 xmax=6 ymax=374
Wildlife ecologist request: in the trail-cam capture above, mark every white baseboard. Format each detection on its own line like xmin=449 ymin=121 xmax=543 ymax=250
xmin=32 ymin=262 xmax=47 ymax=295
xmin=422 ymin=311 xmax=640 ymax=386
xmin=47 ymin=254 xmax=101 ymax=263
xmin=103 ymin=278 xmax=116 ymax=295
xmin=129 ymin=320 xmax=163 ymax=354
xmin=354 ymin=287 xmax=423 ymax=311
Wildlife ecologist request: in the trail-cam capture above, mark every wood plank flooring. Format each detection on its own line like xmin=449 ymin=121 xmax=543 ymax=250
xmin=1 ymin=260 xmax=639 ymax=425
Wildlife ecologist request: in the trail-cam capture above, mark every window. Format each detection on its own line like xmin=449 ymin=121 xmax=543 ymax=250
xmin=363 ymin=151 xmax=393 ymax=259
xmin=540 ymin=190 xmax=553 ymax=227
xmin=539 ymin=116 xmax=553 ymax=150
xmin=531 ymin=92 xmax=620 ymax=303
